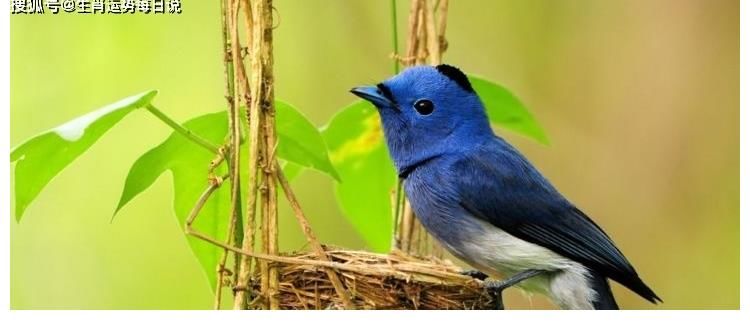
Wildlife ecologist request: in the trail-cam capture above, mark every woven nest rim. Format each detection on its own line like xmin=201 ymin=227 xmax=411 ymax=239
xmin=244 ymin=248 xmax=497 ymax=310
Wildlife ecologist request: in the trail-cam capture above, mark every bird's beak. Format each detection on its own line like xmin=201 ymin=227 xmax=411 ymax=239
xmin=350 ymin=85 xmax=396 ymax=109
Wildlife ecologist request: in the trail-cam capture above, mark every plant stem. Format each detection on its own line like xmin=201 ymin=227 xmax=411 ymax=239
xmin=390 ymin=0 xmax=400 ymax=75
xmin=404 ymin=0 xmax=423 ymax=66
xmin=145 ymin=104 xmax=219 ymax=154
xmin=391 ymin=179 xmax=403 ymax=250
xmin=214 ymin=0 xmax=238 ymax=310
xmin=217 ymin=0 xmax=246 ymax=310
xmin=255 ymin=0 xmax=280 ymax=309
xmin=214 ymin=186 xmax=241 ymax=310
xmin=424 ymin=0 xmax=440 ymax=65
xmin=275 ymin=161 xmax=354 ymax=308
xmin=234 ymin=0 xmax=273 ymax=310
xmin=436 ymin=0 xmax=448 ymax=53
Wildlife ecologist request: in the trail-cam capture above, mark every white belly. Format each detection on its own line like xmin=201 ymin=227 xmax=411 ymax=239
xmin=436 ymin=217 xmax=598 ymax=309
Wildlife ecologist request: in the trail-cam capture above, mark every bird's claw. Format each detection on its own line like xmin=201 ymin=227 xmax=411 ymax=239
xmin=483 ymin=279 xmax=510 ymax=310
xmin=460 ymin=269 xmax=489 ymax=280
xmin=481 ymin=269 xmax=546 ymax=310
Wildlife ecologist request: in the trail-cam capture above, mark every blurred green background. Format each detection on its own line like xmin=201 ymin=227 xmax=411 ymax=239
xmin=10 ymin=0 xmax=738 ymax=309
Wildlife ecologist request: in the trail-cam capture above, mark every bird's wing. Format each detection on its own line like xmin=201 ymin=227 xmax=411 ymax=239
xmin=450 ymin=142 xmax=660 ymax=303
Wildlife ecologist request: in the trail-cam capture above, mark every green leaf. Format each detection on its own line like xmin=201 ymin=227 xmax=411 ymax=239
xmin=113 ymin=101 xmax=335 ymax=291
xmin=321 ymin=101 xmax=395 ymax=252
xmin=281 ymin=161 xmax=304 ymax=182
xmin=114 ymin=111 xmax=231 ymax=292
xmin=469 ymin=75 xmax=550 ymax=145
xmin=10 ymin=90 xmax=158 ymax=222
xmin=276 ymin=101 xmax=340 ymax=181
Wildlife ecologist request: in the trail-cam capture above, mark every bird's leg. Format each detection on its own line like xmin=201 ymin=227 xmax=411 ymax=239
xmin=484 ymin=269 xmax=546 ymax=310
xmin=460 ymin=269 xmax=489 ymax=280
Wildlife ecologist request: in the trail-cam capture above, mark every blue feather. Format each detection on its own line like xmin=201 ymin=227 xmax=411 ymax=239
xmin=352 ymin=64 xmax=660 ymax=309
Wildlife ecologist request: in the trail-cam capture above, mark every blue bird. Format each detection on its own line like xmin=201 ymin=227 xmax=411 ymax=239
xmin=351 ymin=65 xmax=661 ymax=310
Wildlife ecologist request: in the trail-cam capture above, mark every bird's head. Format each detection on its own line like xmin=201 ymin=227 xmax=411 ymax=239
xmin=351 ymin=64 xmax=493 ymax=172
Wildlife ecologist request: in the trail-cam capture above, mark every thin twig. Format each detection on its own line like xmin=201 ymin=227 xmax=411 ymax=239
xmin=259 ymin=145 xmax=270 ymax=308
xmin=145 ymin=104 xmax=219 ymax=154
xmin=185 ymin=228 xmax=475 ymax=283
xmin=416 ymin=1 xmax=427 ymax=65
xmin=404 ymin=0 xmax=422 ymax=66
xmin=214 ymin=0 xmax=242 ymax=310
xmin=390 ymin=0 xmax=400 ymax=74
xmin=224 ymin=0 xmax=248 ymax=310
xmin=185 ymin=176 xmax=228 ymax=228
xmin=275 ymin=161 xmax=355 ymax=308
xmin=391 ymin=180 xmax=403 ymax=250
xmin=436 ymin=0 xmax=449 ymax=53
xmin=424 ymin=0 xmax=440 ymax=65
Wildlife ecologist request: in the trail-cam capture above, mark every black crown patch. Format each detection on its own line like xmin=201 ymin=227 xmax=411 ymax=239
xmin=435 ymin=64 xmax=475 ymax=93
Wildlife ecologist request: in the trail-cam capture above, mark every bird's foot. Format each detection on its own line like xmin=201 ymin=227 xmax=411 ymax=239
xmin=460 ymin=269 xmax=489 ymax=280
xmin=483 ymin=269 xmax=545 ymax=310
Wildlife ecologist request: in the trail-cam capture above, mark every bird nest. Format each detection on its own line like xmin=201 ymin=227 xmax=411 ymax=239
xmin=247 ymin=248 xmax=497 ymax=309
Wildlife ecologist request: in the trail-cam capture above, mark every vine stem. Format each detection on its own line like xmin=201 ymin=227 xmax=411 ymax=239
xmin=233 ymin=0 xmax=262 ymax=310
xmin=258 ymin=0 xmax=280 ymax=309
xmin=389 ymin=0 xmax=404 ymax=252
xmin=144 ymin=104 xmax=219 ymax=154
xmin=216 ymin=0 xmax=247 ymax=310
xmin=404 ymin=0 xmax=422 ymax=66
xmin=391 ymin=179 xmax=403 ymax=249
xmin=234 ymin=0 xmax=274 ymax=310
xmin=390 ymin=0 xmax=400 ymax=75
xmin=436 ymin=0 xmax=448 ymax=52
xmin=424 ymin=0 xmax=440 ymax=65
xmin=213 ymin=0 xmax=241 ymax=310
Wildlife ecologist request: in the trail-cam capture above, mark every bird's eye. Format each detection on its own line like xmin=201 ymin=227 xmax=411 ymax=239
xmin=413 ymin=99 xmax=434 ymax=115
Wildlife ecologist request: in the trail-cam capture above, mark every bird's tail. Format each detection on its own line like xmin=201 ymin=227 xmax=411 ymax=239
xmin=588 ymin=272 xmax=619 ymax=310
